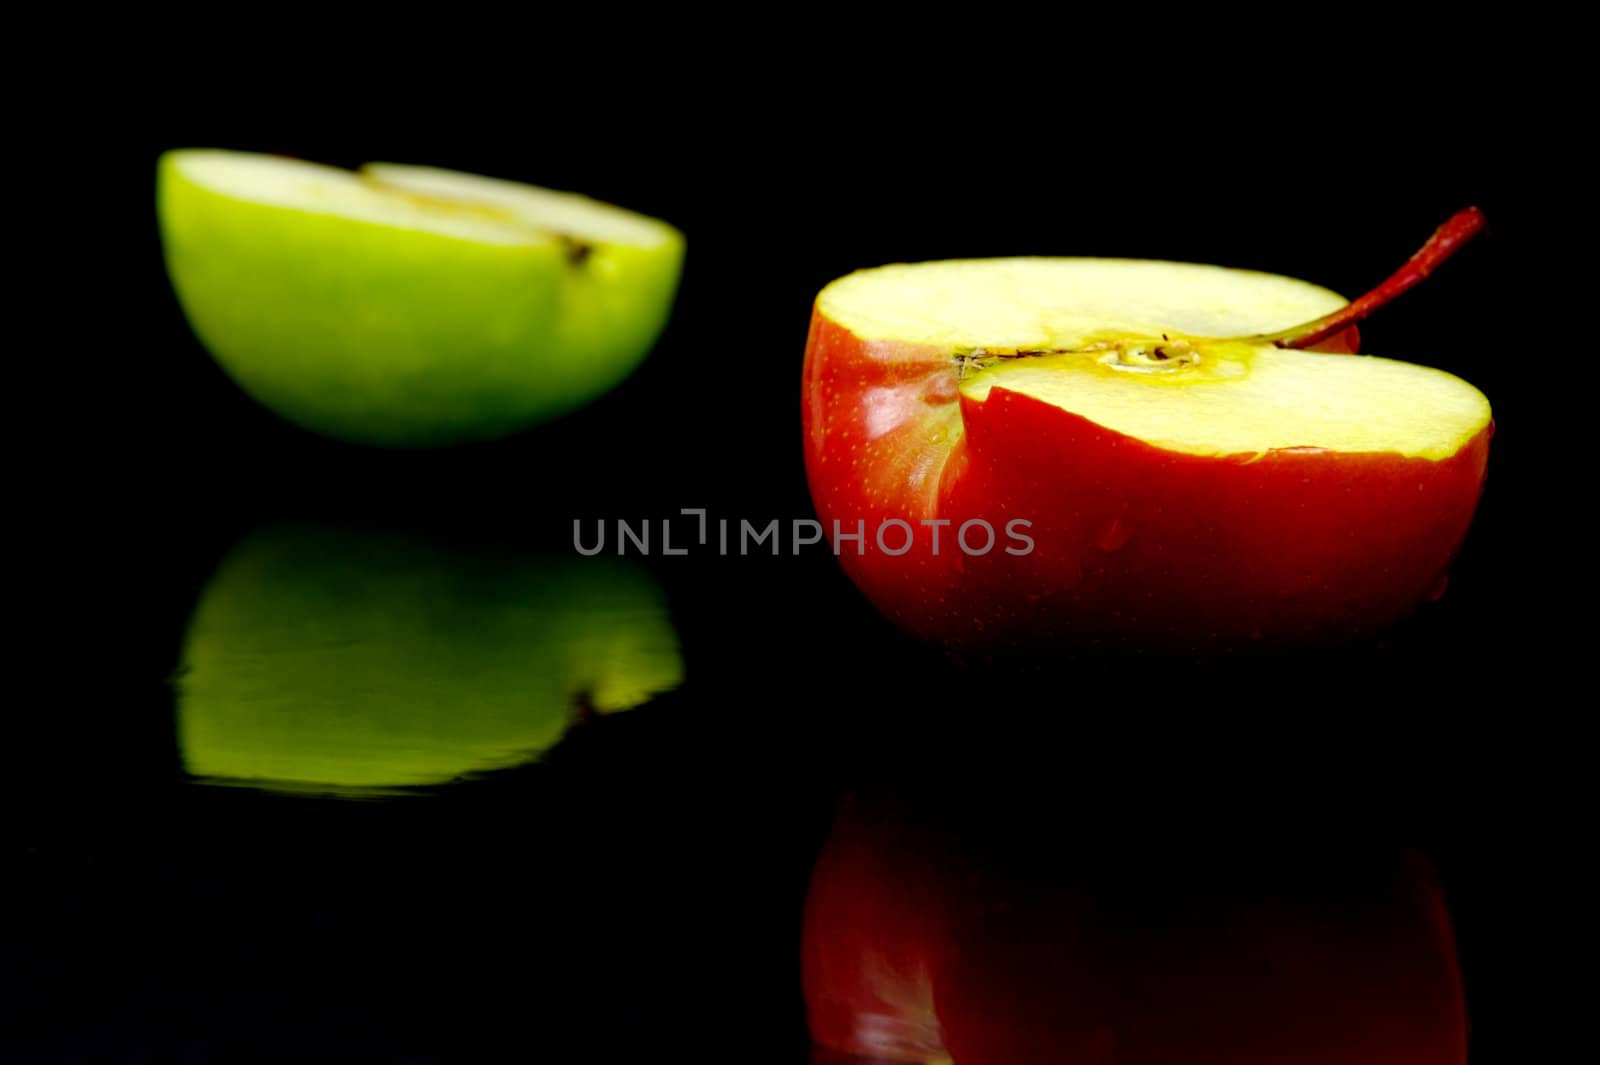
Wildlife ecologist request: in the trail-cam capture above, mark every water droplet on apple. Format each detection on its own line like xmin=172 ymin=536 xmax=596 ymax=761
xmin=1428 ymin=574 xmax=1449 ymax=601
xmin=1095 ymin=515 xmax=1132 ymax=553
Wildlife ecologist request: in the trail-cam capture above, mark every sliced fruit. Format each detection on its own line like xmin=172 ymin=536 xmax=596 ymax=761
xmin=803 ymin=251 xmax=1491 ymax=650
xmin=158 ymin=149 xmax=683 ymax=446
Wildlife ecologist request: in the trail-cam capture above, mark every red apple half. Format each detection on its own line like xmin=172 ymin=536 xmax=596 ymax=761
xmin=802 ymin=248 xmax=1491 ymax=650
xmin=802 ymin=795 xmax=1468 ymax=1065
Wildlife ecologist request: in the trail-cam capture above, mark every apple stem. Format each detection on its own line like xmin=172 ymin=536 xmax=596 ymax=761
xmin=1239 ymin=206 xmax=1487 ymax=350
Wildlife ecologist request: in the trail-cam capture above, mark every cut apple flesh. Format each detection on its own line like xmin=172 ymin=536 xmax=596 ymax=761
xmin=362 ymin=162 xmax=679 ymax=250
xmin=168 ymin=150 xmax=675 ymax=250
xmin=963 ymin=346 xmax=1488 ymax=460
xmin=818 ymin=259 xmax=1491 ymax=460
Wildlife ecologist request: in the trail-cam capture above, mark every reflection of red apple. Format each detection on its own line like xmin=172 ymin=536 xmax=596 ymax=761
xmin=801 ymin=795 xmax=954 ymax=1062
xmin=802 ymin=795 xmax=1467 ymax=1064
xmin=801 ymin=211 xmax=1491 ymax=650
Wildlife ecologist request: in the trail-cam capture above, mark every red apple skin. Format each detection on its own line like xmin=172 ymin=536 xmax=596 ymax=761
xmin=936 ymin=853 xmax=1467 ymax=1065
xmin=802 ymin=311 xmax=1490 ymax=650
xmin=801 ymin=796 xmax=1468 ymax=1065
xmin=801 ymin=795 xmax=953 ymax=1062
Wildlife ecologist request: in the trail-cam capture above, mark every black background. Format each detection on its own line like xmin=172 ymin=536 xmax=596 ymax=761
xmin=14 ymin=56 xmax=1576 ymax=1064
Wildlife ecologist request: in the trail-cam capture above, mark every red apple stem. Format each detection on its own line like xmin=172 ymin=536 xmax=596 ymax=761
xmin=1241 ymin=206 xmax=1487 ymax=350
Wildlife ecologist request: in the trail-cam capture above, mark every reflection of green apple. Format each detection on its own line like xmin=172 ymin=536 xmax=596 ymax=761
xmin=157 ymin=150 xmax=684 ymax=446
xmin=175 ymin=525 xmax=683 ymax=794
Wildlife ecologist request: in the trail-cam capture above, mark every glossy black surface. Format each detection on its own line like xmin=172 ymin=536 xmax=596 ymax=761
xmin=17 ymin=73 xmax=1570 ymax=1063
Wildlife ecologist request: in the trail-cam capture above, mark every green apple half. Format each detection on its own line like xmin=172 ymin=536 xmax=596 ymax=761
xmin=158 ymin=150 xmax=684 ymax=446
xmin=175 ymin=524 xmax=684 ymax=795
